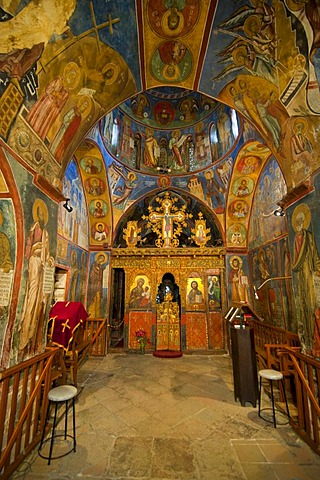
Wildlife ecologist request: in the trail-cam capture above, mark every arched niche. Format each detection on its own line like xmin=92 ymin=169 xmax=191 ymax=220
xmin=112 ymin=189 xmax=223 ymax=249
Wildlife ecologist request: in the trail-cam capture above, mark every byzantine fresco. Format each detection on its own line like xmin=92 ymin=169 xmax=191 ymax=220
xmin=58 ymin=159 xmax=89 ymax=250
xmin=219 ymin=76 xmax=288 ymax=156
xmin=250 ymin=243 xmax=280 ymax=325
xmin=0 ymin=170 xmax=9 ymax=192
xmin=146 ymin=1 xmax=200 ymax=39
xmin=9 ymin=188 xmax=58 ymax=362
xmin=56 ymin=244 xmax=89 ymax=305
xmin=144 ymin=0 xmax=212 ymax=89
xmin=86 ymin=251 xmax=110 ymax=319
xmin=201 ymin=0 xmax=320 ymax=189
xmin=227 ymin=254 xmax=250 ymax=305
xmin=281 ymin=116 xmax=319 ymax=189
xmin=1 ymin=151 xmax=57 ymax=365
xmin=122 ymin=90 xmax=218 ymax=126
xmin=0 ymin=198 xmax=16 ymax=360
xmin=286 ymin=172 xmax=320 ymax=357
xmin=248 ymin=156 xmax=289 ymax=330
xmin=150 ymin=40 xmax=193 ymax=83
xmin=285 ymin=0 xmax=320 ymax=112
xmin=278 ymin=236 xmax=295 ymax=332
xmin=98 ymin=120 xmax=237 ymax=229
xmin=248 ymin=156 xmax=287 ymax=249
xmin=74 ymin=142 xmax=112 ymax=246
xmin=205 ymin=0 xmax=319 ymax=115
xmin=1 ymin=0 xmax=320 ymax=226
xmin=100 ymin=93 xmax=240 ymax=176
xmin=226 ymin=141 xmax=272 ymax=248
xmin=0 ymin=0 xmax=320 ymax=190
xmin=0 ymin=149 xmax=27 ymax=367
xmin=1 ymin=1 xmax=137 ymax=184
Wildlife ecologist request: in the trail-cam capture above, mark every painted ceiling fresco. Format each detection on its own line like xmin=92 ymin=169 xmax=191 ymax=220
xmin=120 ymin=88 xmax=219 ymax=128
xmin=100 ymin=88 xmax=240 ymax=175
xmin=0 ymin=0 xmax=319 ymax=250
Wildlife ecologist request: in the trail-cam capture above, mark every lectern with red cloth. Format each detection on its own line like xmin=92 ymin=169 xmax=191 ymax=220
xmin=48 ymin=302 xmax=89 ymax=351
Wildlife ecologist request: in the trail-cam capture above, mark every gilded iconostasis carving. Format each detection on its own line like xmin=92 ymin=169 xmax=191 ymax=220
xmin=113 ymin=191 xmax=222 ymax=249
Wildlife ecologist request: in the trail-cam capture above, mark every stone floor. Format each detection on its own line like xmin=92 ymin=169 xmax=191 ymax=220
xmin=11 ymin=353 xmax=320 ymax=480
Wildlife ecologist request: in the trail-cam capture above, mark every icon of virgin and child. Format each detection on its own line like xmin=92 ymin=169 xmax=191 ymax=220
xmin=129 ymin=277 xmax=151 ymax=309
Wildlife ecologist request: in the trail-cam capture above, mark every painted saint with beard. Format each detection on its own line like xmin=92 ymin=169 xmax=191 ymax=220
xmin=18 ymin=199 xmax=51 ymax=359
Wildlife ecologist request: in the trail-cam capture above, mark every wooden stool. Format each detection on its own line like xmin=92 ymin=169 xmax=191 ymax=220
xmin=39 ymin=385 xmax=78 ymax=465
xmin=258 ymin=369 xmax=290 ymax=428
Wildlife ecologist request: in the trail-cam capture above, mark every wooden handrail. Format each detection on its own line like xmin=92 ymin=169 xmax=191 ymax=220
xmin=0 ymin=352 xmax=51 ymax=380
xmin=248 ymin=316 xmax=319 ymax=456
xmin=285 ymin=348 xmax=320 ymax=416
xmin=0 ymin=348 xmax=59 ymax=478
xmin=0 ymin=359 xmax=52 ymax=469
xmin=265 ymin=344 xmax=301 ymax=372
xmin=255 ymin=341 xmax=320 ymax=456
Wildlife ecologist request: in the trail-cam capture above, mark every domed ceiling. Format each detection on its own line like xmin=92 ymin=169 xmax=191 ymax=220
xmin=120 ymin=87 xmax=219 ymax=127
xmin=99 ymin=87 xmax=241 ymax=175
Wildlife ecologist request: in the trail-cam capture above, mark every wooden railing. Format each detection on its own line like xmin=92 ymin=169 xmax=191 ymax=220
xmin=247 ymin=317 xmax=319 ymax=457
xmin=282 ymin=347 xmax=320 ymax=456
xmin=0 ymin=348 xmax=62 ymax=480
xmin=84 ymin=318 xmax=108 ymax=356
xmin=63 ymin=323 xmax=91 ymax=386
xmin=249 ymin=318 xmax=300 ymax=369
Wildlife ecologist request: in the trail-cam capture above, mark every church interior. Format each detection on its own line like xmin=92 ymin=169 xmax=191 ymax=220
xmin=1 ymin=0 xmax=320 ymax=478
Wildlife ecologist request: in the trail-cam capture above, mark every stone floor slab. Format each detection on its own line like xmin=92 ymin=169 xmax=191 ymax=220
xmin=11 ymin=354 xmax=320 ymax=480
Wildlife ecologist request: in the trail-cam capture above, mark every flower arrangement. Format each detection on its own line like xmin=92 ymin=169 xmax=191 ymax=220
xmin=135 ymin=328 xmax=150 ymax=353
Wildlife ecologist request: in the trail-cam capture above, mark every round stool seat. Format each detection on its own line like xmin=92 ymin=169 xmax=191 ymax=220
xmin=48 ymin=385 xmax=78 ymax=402
xmin=39 ymin=385 xmax=78 ymax=464
xmin=258 ymin=369 xmax=289 ymax=428
xmin=259 ymin=369 xmax=283 ymax=381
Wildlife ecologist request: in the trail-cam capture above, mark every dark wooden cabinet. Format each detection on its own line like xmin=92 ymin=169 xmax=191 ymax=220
xmin=230 ymin=326 xmax=258 ymax=407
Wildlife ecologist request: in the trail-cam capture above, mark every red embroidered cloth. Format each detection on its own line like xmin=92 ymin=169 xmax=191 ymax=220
xmin=48 ymin=302 xmax=89 ymax=350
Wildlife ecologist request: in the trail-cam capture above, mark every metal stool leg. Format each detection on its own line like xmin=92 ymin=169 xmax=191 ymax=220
xmin=270 ymin=380 xmax=277 ymax=428
xmin=258 ymin=376 xmax=262 ymax=417
xmin=72 ymin=397 xmax=76 ymax=452
xmin=48 ymin=402 xmax=58 ymax=465
xmin=64 ymin=400 xmax=68 ymax=440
